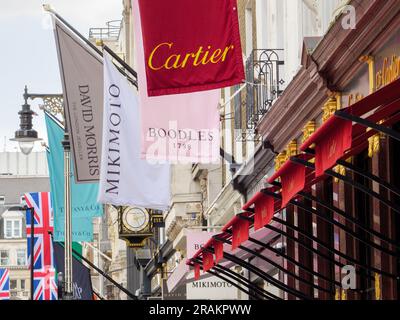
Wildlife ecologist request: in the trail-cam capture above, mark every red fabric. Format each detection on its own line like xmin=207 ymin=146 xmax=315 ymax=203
xmin=222 ymin=215 xmax=239 ymax=232
xmin=231 ymin=218 xmax=250 ymax=250
xmin=280 ymin=162 xmax=306 ymax=208
xmin=137 ymin=0 xmax=244 ymax=96
xmin=315 ymin=118 xmax=352 ymax=177
xmin=301 ymin=78 xmax=400 ymax=151
xmin=214 ymin=240 xmax=224 ymax=263
xmin=194 ymin=263 xmax=200 ymax=280
xmin=254 ymin=194 xmax=275 ymax=231
xmin=341 ymin=77 xmax=400 ymax=117
xmin=242 ymin=191 xmax=266 ymax=210
xmin=202 ymin=252 xmax=214 ymax=272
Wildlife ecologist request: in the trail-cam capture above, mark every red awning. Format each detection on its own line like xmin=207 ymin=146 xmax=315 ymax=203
xmin=302 ymin=77 xmax=400 ymax=151
xmin=301 ymin=78 xmax=400 ymax=176
xmin=187 ymin=77 xmax=400 ymax=282
xmin=194 ymin=263 xmax=200 ymax=280
xmin=268 ymin=155 xmax=309 ymax=207
xmin=316 ymin=117 xmax=352 ymax=177
xmin=202 ymin=251 xmax=214 ymax=272
xmin=214 ymin=240 xmax=224 ymax=264
xmin=242 ymin=191 xmax=275 ymax=231
xmin=187 ymin=221 xmax=280 ymax=279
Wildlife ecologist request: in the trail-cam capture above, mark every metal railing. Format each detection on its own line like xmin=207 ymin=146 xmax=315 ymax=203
xmin=89 ymin=20 xmax=122 ymax=41
xmin=245 ymin=49 xmax=285 ymax=129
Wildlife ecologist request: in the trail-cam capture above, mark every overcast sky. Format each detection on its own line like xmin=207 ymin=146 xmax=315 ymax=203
xmin=0 ymin=0 xmax=123 ymax=152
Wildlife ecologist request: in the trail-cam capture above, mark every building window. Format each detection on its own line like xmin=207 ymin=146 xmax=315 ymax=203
xmin=10 ymin=280 xmax=17 ymax=290
xmin=17 ymin=249 xmax=26 ymax=266
xmin=20 ymin=279 xmax=25 ymax=290
xmin=0 ymin=250 xmax=9 ymax=266
xmin=5 ymin=220 xmax=12 ymax=238
xmin=4 ymin=219 xmax=22 ymax=238
xmin=0 ymin=195 xmax=5 ymax=205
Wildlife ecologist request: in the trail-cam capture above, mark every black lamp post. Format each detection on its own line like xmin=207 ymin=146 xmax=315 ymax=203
xmin=10 ymin=86 xmax=42 ymax=155
xmin=10 ymin=86 xmax=75 ymax=300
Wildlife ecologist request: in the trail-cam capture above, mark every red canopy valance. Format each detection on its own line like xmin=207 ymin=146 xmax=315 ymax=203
xmin=268 ymin=155 xmax=308 ymax=207
xmin=187 ymin=77 xmax=400 ymax=280
xmin=242 ymin=191 xmax=275 ymax=231
xmin=301 ymin=78 xmax=400 ymax=176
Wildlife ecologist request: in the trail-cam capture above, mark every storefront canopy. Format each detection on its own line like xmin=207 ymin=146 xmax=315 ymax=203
xmin=187 ymin=77 xmax=400 ymax=299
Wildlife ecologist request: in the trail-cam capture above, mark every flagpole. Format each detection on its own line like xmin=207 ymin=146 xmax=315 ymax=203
xmin=30 ymin=207 xmax=34 ymax=300
xmin=62 ymin=130 xmax=73 ymax=300
xmin=43 ymin=4 xmax=137 ymax=82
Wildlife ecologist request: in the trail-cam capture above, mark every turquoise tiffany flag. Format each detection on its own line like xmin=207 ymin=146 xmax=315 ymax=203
xmin=45 ymin=112 xmax=103 ymax=242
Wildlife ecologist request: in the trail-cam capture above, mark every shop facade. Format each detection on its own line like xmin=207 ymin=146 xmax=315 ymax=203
xmin=189 ymin=0 xmax=400 ymax=300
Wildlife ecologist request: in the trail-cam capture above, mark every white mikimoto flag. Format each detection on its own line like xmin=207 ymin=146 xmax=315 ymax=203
xmin=98 ymin=52 xmax=171 ymax=210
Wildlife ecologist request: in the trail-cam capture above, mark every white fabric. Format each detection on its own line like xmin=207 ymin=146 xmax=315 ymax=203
xmin=98 ymin=53 xmax=171 ymax=210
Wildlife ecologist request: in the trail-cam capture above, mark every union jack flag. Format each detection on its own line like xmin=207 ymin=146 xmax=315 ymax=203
xmin=0 ymin=268 xmax=10 ymax=300
xmin=25 ymin=192 xmax=58 ymax=300
xmin=33 ymin=266 xmax=58 ymax=300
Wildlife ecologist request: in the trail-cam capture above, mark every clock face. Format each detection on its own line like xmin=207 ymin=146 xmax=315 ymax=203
xmin=122 ymin=207 xmax=150 ymax=233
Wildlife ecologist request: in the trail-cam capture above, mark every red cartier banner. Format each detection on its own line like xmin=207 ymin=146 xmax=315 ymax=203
xmin=231 ymin=218 xmax=250 ymax=250
xmin=315 ymin=118 xmax=353 ymax=177
xmin=137 ymin=0 xmax=245 ymax=96
xmin=194 ymin=263 xmax=200 ymax=280
xmin=280 ymin=162 xmax=306 ymax=208
xmin=202 ymin=251 xmax=214 ymax=272
xmin=213 ymin=240 xmax=224 ymax=264
xmin=254 ymin=194 xmax=275 ymax=231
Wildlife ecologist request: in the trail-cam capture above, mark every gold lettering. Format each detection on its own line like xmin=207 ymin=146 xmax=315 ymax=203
xmin=375 ymin=52 xmax=400 ymax=89
xmin=348 ymin=94 xmax=353 ymax=107
xmin=148 ymin=43 xmax=235 ymax=71
xmin=261 ymin=207 xmax=267 ymax=219
xmin=192 ymin=46 xmax=204 ymax=66
xmin=210 ymin=48 xmax=223 ymax=63
xmin=376 ymin=71 xmax=382 ymax=89
xmin=221 ymin=45 xmax=234 ymax=62
xmin=180 ymin=53 xmax=192 ymax=68
xmin=200 ymin=46 xmax=212 ymax=65
xmin=347 ymin=92 xmax=363 ymax=107
xmin=355 ymin=93 xmax=363 ymax=102
xmin=383 ymin=58 xmax=389 ymax=85
xmin=165 ymin=54 xmax=181 ymax=69
xmin=288 ymin=180 xmax=294 ymax=191
xmin=148 ymin=42 xmax=173 ymax=71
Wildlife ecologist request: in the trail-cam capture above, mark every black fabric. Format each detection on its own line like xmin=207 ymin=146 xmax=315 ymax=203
xmin=53 ymin=242 xmax=93 ymax=300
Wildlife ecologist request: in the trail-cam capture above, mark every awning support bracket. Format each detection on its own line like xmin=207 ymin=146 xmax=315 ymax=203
xmin=335 ymin=110 xmax=400 ymax=142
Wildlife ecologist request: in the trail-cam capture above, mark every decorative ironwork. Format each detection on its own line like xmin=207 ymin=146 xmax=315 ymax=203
xmin=274 ymin=151 xmax=287 ymax=172
xmin=38 ymin=96 xmax=64 ymax=120
xmin=235 ymin=129 xmax=261 ymax=143
xmin=286 ymin=140 xmax=298 ymax=157
xmin=245 ymin=49 xmax=284 ymax=129
xmin=89 ymin=20 xmax=122 ymax=41
xmin=25 ymin=88 xmax=64 ymax=124
xmin=302 ymin=120 xmax=317 ymax=143
xmin=322 ymin=95 xmax=339 ymax=122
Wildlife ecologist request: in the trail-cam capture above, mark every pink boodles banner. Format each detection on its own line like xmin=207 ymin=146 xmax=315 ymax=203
xmin=133 ymin=0 xmax=220 ymax=163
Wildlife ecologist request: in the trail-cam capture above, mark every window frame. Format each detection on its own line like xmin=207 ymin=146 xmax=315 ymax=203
xmin=3 ymin=218 xmax=22 ymax=239
xmin=20 ymin=279 xmax=25 ymax=290
xmin=0 ymin=250 xmax=9 ymax=266
xmin=10 ymin=279 xmax=17 ymax=290
xmin=17 ymin=249 xmax=27 ymax=266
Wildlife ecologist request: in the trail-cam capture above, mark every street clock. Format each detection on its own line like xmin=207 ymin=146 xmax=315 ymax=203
xmin=122 ymin=207 xmax=150 ymax=233
xmin=117 ymin=206 xmax=154 ymax=247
